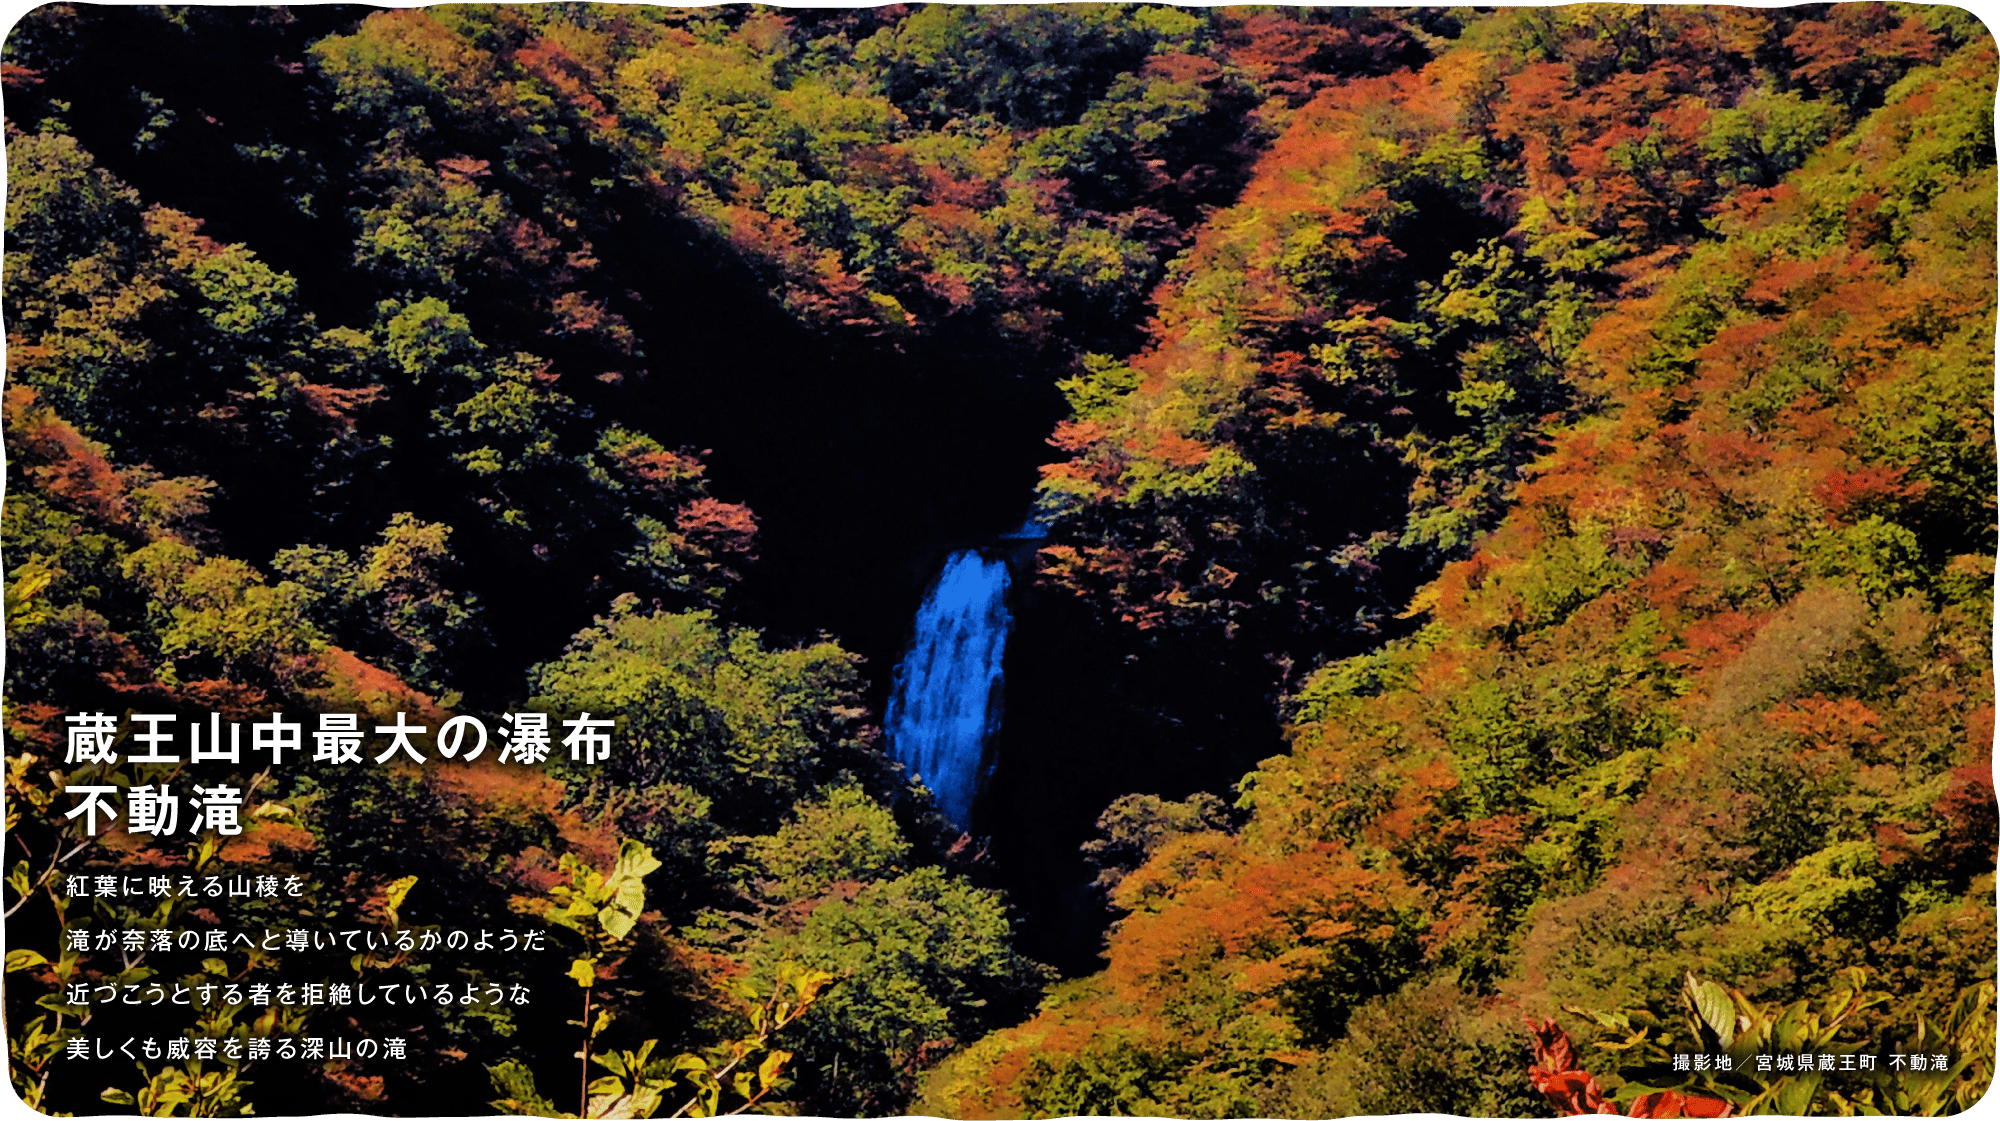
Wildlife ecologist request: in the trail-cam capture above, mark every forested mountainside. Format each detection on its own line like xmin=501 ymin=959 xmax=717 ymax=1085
xmin=3 ymin=4 xmax=1994 ymax=1119
xmin=930 ymin=6 xmax=2000 ymax=1117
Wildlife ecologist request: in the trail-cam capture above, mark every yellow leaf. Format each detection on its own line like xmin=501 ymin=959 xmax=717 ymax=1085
xmin=5 ymin=949 xmax=48 ymax=972
xmin=382 ymin=874 xmax=418 ymax=927
xmin=757 ymin=1049 xmax=791 ymax=1087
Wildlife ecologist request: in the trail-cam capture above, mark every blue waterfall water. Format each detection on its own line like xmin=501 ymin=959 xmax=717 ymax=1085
xmin=884 ymin=549 xmax=1012 ymax=827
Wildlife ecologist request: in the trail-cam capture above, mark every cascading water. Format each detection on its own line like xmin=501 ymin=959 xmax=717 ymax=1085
xmin=884 ymin=549 xmax=1012 ymax=828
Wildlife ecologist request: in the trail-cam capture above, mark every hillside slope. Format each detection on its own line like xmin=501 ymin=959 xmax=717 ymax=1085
xmin=925 ymin=13 xmax=1996 ymax=1118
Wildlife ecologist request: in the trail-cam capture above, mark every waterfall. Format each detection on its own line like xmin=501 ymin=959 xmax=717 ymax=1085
xmin=885 ymin=549 xmax=1012 ymax=827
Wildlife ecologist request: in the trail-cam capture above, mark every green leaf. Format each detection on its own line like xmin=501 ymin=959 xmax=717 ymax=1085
xmin=614 ymin=838 xmax=663 ymax=885
xmin=6 ymin=949 xmax=49 ymax=972
xmin=34 ymin=993 xmax=82 ymax=1015
xmin=1773 ymin=1073 xmax=1820 ymax=1114
xmin=596 ymin=840 xmax=660 ymax=941
xmin=1566 ymin=1006 xmax=1633 ymax=1030
xmin=1688 ymin=975 xmax=1736 ymax=1047
xmin=586 ymin=1074 xmax=624 ymax=1095
xmin=1770 ymin=1000 xmax=1809 ymax=1051
xmin=486 ymin=1058 xmax=567 ymax=1117
xmin=592 ymin=1082 xmax=662 ymax=1119
xmin=670 ymin=1053 xmax=708 ymax=1075
xmin=790 ymin=966 xmax=836 ymax=1004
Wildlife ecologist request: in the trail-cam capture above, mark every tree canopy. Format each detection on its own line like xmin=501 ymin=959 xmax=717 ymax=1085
xmin=3 ymin=4 xmax=1992 ymax=1118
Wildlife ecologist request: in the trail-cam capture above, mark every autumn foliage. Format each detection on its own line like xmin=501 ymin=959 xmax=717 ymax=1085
xmin=3 ymin=4 xmax=1994 ymax=1118
xmin=924 ymin=6 xmax=1995 ymax=1117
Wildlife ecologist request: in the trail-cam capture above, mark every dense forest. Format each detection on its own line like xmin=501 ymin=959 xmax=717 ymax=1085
xmin=2 ymin=3 xmax=1994 ymax=1118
